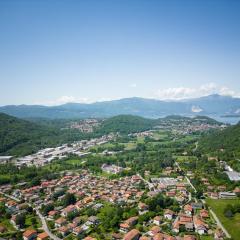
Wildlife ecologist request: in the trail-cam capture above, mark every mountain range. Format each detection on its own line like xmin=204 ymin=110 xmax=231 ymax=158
xmin=0 ymin=94 xmax=240 ymax=119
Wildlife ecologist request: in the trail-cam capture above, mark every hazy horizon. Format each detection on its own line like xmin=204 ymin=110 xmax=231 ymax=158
xmin=1 ymin=1 xmax=240 ymax=105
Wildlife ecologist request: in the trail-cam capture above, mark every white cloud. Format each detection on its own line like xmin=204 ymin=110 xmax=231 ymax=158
xmin=56 ymin=95 xmax=76 ymax=104
xmin=43 ymin=96 xmax=91 ymax=105
xmin=154 ymin=83 xmax=240 ymax=100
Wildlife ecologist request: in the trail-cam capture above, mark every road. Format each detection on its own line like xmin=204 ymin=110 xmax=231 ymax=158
xmin=175 ymin=161 xmax=231 ymax=239
xmin=175 ymin=162 xmax=197 ymax=193
xmin=0 ymin=191 xmax=61 ymax=240
xmin=0 ymin=191 xmax=20 ymax=202
xmin=201 ymin=200 xmax=231 ymax=239
xmin=137 ymin=173 xmax=156 ymax=192
xmin=35 ymin=209 xmax=62 ymax=240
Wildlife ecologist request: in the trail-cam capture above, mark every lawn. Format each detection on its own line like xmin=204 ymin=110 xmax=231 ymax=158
xmin=25 ymin=214 xmax=42 ymax=229
xmin=200 ymin=235 xmax=214 ymax=240
xmin=0 ymin=219 xmax=15 ymax=231
xmin=66 ymin=159 xmax=84 ymax=165
xmin=152 ymin=131 xmax=169 ymax=140
xmin=206 ymin=198 xmax=240 ymax=240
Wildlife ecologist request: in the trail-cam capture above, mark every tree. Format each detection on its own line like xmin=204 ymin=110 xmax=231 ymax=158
xmin=30 ymin=217 xmax=37 ymax=226
xmin=0 ymin=204 xmax=6 ymax=215
xmin=98 ymin=205 xmax=122 ymax=231
xmin=63 ymin=193 xmax=76 ymax=207
xmin=41 ymin=204 xmax=54 ymax=216
xmin=16 ymin=214 xmax=26 ymax=228
xmin=224 ymin=204 xmax=234 ymax=218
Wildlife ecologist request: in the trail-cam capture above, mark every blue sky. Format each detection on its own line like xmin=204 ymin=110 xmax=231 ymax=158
xmin=0 ymin=0 xmax=240 ymax=105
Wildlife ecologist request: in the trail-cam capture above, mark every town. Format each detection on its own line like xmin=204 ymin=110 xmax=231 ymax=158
xmin=0 ymin=121 xmax=237 ymax=240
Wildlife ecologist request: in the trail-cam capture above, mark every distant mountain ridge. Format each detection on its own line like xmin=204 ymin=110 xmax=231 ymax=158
xmin=0 ymin=94 xmax=240 ymax=119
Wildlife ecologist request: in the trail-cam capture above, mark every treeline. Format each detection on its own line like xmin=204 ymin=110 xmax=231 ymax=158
xmin=224 ymin=203 xmax=240 ymax=218
xmin=96 ymin=115 xmax=155 ymax=134
xmin=199 ymin=123 xmax=240 ymax=154
xmin=0 ymin=163 xmax=59 ymax=186
xmin=0 ymin=113 xmax=94 ymax=156
xmin=0 ymin=114 xmax=157 ymax=156
xmin=0 ymin=112 xmax=223 ymax=157
xmin=198 ymin=122 xmax=240 ymax=170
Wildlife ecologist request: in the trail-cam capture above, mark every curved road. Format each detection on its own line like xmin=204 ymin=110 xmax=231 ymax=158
xmin=35 ymin=209 xmax=62 ymax=240
xmin=201 ymin=199 xmax=231 ymax=239
xmin=0 ymin=191 xmax=61 ymax=240
xmin=209 ymin=208 xmax=231 ymax=238
xmin=175 ymin=161 xmax=231 ymax=238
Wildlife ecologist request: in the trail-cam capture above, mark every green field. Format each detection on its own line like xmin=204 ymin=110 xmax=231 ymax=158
xmin=0 ymin=219 xmax=15 ymax=231
xmin=65 ymin=159 xmax=84 ymax=165
xmin=200 ymin=236 xmax=214 ymax=240
xmin=206 ymin=198 xmax=240 ymax=240
xmin=123 ymin=141 xmax=137 ymax=150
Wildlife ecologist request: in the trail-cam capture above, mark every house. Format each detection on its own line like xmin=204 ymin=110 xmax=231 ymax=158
xmin=120 ymin=223 xmax=130 ymax=233
xmin=214 ymin=228 xmax=225 ymax=240
xmin=55 ymin=217 xmax=67 ymax=228
xmin=164 ymin=209 xmax=174 ymax=220
xmin=138 ymin=202 xmax=148 ymax=215
xmin=193 ymin=216 xmax=208 ymax=235
xmin=153 ymin=216 xmax=162 ymax=226
xmin=84 ymin=237 xmax=97 ymax=240
xmin=112 ymin=233 xmax=123 ymax=240
xmin=37 ymin=232 xmax=49 ymax=240
xmin=173 ymin=221 xmax=193 ymax=233
xmin=72 ymin=226 xmax=84 ymax=236
xmin=148 ymin=226 xmax=161 ymax=236
xmin=139 ymin=237 xmax=151 ymax=240
xmin=88 ymin=216 xmax=99 ymax=225
xmin=200 ymin=209 xmax=209 ymax=219
xmin=184 ymin=204 xmax=193 ymax=216
xmin=166 ymin=191 xmax=176 ymax=198
xmin=48 ymin=210 xmax=58 ymax=219
xmin=183 ymin=235 xmax=197 ymax=240
xmin=208 ymin=192 xmax=218 ymax=199
xmin=125 ymin=216 xmax=138 ymax=227
xmin=233 ymin=187 xmax=240 ymax=194
xmin=153 ymin=233 xmax=164 ymax=240
xmin=5 ymin=200 xmax=18 ymax=213
xmin=58 ymin=226 xmax=69 ymax=236
xmin=73 ymin=216 xmax=82 ymax=225
xmin=61 ymin=204 xmax=77 ymax=217
xmin=23 ymin=229 xmax=37 ymax=240
xmin=173 ymin=214 xmax=194 ymax=233
xmin=191 ymin=202 xmax=203 ymax=210
xmin=123 ymin=229 xmax=140 ymax=240
xmin=219 ymin=192 xmax=237 ymax=199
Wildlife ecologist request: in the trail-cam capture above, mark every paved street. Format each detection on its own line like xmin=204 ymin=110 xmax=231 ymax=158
xmin=35 ymin=209 xmax=62 ymax=240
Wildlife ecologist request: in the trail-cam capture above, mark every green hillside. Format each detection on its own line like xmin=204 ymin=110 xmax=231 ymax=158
xmin=0 ymin=113 xmax=90 ymax=156
xmin=0 ymin=113 xmax=223 ymax=157
xmin=96 ymin=115 xmax=155 ymax=134
xmin=199 ymin=122 xmax=240 ymax=170
xmin=0 ymin=113 xmax=59 ymax=156
xmin=0 ymin=114 xmax=154 ymax=156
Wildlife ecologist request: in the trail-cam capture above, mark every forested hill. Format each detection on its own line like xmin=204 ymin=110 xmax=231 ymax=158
xmin=198 ymin=122 xmax=240 ymax=165
xmin=0 ymin=113 xmax=222 ymax=156
xmin=0 ymin=113 xmax=59 ymax=156
xmin=0 ymin=113 xmax=92 ymax=156
xmin=0 ymin=114 xmax=154 ymax=155
xmin=96 ymin=115 xmax=221 ymax=135
xmin=97 ymin=115 xmax=155 ymax=134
